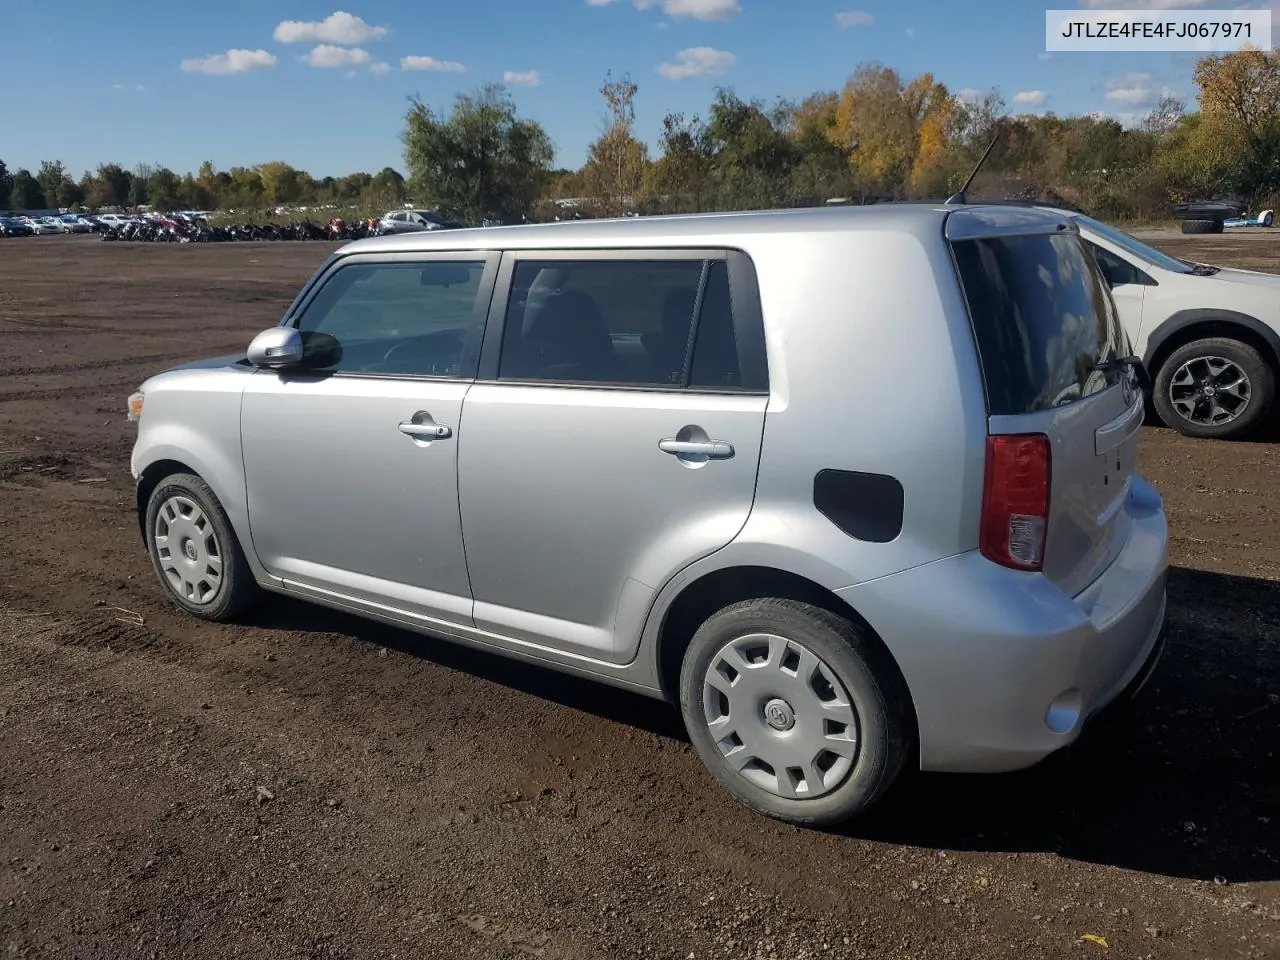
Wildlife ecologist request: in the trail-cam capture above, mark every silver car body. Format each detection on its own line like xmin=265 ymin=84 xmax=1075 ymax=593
xmin=130 ymin=204 xmax=1168 ymax=774
xmin=377 ymin=209 xmax=453 ymax=235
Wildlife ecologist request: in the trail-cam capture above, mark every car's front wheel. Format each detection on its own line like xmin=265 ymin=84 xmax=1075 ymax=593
xmin=1152 ymin=336 xmax=1276 ymax=439
xmin=679 ymin=598 xmax=912 ymax=827
xmin=144 ymin=473 xmax=260 ymax=621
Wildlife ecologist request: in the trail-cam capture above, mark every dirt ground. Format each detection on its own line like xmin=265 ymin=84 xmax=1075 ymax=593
xmin=0 ymin=233 xmax=1277 ymax=960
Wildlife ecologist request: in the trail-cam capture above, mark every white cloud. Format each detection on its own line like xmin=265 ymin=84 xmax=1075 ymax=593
xmin=656 ymin=46 xmax=736 ymax=79
xmin=835 ymin=11 xmax=874 ymax=28
xmin=955 ymin=88 xmax=984 ymax=106
xmin=589 ymin=0 xmax=741 ymax=20
xmin=1105 ymin=72 xmax=1156 ymax=105
xmin=370 ymin=61 xmax=391 ymax=75
xmin=113 ymin=83 xmax=148 ymax=92
xmin=302 ymin=44 xmax=371 ymax=68
xmin=273 ymin=11 xmax=387 ymax=45
xmin=1013 ymin=89 xmax=1048 ymax=106
xmin=1079 ymin=0 xmax=1211 ymax=6
xmin=504 ymin=69 xmax=542 ymax=86
xmin=401 ymin=55 xmax=467 ymax=72
xmin=180 ymin=49 xmax=277 ymax=75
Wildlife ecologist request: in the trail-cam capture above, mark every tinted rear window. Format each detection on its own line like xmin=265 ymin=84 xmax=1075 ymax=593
xmin=951 ymin=231 xmax=1125 ymax=415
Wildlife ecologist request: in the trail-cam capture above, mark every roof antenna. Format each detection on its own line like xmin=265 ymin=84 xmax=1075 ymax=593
xmin=945 ymin=134 xmax=1000 ymax=206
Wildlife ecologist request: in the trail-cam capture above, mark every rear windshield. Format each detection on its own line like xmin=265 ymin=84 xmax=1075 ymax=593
xmin=951 ymin=230 xmax=1126 ymax=415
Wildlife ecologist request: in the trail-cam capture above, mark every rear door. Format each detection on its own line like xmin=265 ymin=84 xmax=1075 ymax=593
xmin=948 ymin=212 xmax=1143 ymax=597
xmin=456 ymin=250 xmax=769 ymax=664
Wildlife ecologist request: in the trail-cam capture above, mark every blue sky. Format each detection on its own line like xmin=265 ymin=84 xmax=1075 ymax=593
xmin=1 ymin=0 xmax=1254 ymax=179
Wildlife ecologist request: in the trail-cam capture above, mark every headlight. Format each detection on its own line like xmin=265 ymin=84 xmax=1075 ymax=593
xmin=127 ymin=391 xmax=145 ymax=422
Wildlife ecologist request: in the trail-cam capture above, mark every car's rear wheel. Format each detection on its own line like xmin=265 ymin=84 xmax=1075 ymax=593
xmin=144 ymin=473 xmax=260 ymax=621
xmin=1152 ymin=337 xmax=1276 ymax=439
xmin=679 ymin=598 xmax=911 ymax=827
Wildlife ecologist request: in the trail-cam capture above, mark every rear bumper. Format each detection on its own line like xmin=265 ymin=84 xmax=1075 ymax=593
xmin=837 ymin=474 xmax=1169 ymax=773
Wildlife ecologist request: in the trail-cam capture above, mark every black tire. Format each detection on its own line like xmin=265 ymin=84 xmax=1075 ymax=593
xmin=1180 ymin=218 xmax=1218 ymax=235
xmin=679 ymin=598 xmax=912 ymax=827
xmin=1152 ymin=336 xmax=1276 ymax=439
xmin=144 ymin=473 xmax=260 ymax=621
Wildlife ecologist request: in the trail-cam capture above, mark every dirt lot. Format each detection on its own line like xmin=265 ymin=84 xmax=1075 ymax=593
xmin=1 ymin=234 xmax=1277 ymax=960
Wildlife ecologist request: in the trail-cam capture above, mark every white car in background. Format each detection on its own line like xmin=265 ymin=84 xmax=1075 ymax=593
xmin=26 ymin=218 xmax=62 ymax=236
xmin=1047 ymin=209 xmax=1280 ymax=440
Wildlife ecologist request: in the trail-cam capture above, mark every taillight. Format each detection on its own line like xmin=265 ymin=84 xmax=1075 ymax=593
xmin=980 ymin=434 xmax=1051 ymax=571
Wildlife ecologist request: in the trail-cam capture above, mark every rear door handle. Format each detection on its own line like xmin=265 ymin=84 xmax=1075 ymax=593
xmin=659 ymin=439 xmax=734 ymax=460
xmin=398 ymin=421 xmax=453 ymax=440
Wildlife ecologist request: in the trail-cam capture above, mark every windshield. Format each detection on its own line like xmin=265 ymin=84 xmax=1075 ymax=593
xmin=1072 ymin=214 xmax=1193 ymax=274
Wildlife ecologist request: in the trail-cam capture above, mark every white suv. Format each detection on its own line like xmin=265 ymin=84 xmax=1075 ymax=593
xmin=1047 ymin=209 xmax=1279 ymax=440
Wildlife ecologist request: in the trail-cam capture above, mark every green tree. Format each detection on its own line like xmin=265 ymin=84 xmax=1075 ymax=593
xmin=701 ymin=89 xmax=798 ymax=208
xmin=402 ymin=82 xmax=554 ymax=224
xmin=10 ymin=169 xmax=46 ymax=210
xmin=148 ymin=168 xmax=183 ymax=211
xmin=37 ymin=161 xmax=67 ymax=210
xmin=369 ymin=166 xmax=407 ymax=205
xmin=581 ymin=72 xmax=650 ymax=214
xmin=57 ymin=177 xmax=85 ymax=209
xmin=0 ymin=160 xmax=12 ymax=209
xmin=257 ymin=161 xmax=303 ymax=205
xmin=85 ymin=163 xmax=133 ymax=208
xmin=130 ymin=163 xmax=152 ymax=207
xmin=646 ymin=112 xmax=711 ymax=212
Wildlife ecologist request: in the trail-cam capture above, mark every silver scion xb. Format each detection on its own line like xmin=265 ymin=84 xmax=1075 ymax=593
xmin=126 ymin=205 xmax=1169 ymax=826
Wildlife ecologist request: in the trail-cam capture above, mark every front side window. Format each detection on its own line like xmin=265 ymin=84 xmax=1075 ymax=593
xmin=496 ymin=257 xmax=746 ymax=388
xmin=1085 ymin=240 xmax=1146 ymax=287
xmin=295 ymin=260 xmax=488 ymax=377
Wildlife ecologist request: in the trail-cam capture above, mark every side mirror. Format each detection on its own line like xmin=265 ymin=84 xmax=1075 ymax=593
xmin=246 ymin=327 xmax=304 ymax=368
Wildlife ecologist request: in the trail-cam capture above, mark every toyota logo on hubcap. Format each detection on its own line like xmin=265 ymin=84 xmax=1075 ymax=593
xmin=763 ymin=698 xmax=796 ymax=732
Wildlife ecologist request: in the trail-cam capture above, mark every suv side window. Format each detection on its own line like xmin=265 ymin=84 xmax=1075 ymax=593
xmin=1086 ymin=240 xmax=1148 ymax=287
xmin=495 ymin=257 xmax=748 ymax=388
xmin=294 ymin=259 xmax=490 ymax=377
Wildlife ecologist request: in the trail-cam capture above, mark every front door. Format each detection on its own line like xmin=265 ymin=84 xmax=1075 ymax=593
xmin=242 ymin=252 xmax=499 ymax=625
xmin=458 ymin=252 xmax=769 ymax=663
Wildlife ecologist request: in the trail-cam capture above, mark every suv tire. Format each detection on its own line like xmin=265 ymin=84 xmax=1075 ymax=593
xmin=679 ymin=598 xmax=911 ymax=827
xmin=1152 ymin=336 xmax=1276 ymax=439
xmin=144 ymin=473 xmax=260 ymax=621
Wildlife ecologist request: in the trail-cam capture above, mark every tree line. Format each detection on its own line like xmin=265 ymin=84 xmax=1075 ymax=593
xmin=0 ymin=157 xmax=410 ymax=215
xmin=5 ymin=50 xmax=1280 ymax=223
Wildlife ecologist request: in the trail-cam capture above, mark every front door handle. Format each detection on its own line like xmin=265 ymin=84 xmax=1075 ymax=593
xmin=398 ymin=421 xmax=452 ymax=440
xmin=659 ymin=438 xmax=734 ymax=460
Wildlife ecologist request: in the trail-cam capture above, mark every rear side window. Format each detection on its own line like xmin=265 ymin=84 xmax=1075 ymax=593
xmin=951 ymin=231 xmax=1125 ymax=415
xmin=496 ymin=257 xmax=749 ymax=389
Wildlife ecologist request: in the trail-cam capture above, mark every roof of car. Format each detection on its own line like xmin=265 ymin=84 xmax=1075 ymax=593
xmin=339 ymin=202 xmax=1074 ymax=256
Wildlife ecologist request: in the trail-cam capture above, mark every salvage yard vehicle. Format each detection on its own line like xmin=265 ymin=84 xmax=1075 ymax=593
xmin=1057 ymin=210 xmax=1280 ymax=439
xmin=376 ymin=208 xmax=462 ymax=235
xmin=126 ymin=205 xmax=1169 ymax=826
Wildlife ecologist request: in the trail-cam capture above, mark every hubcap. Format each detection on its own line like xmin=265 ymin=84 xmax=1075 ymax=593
xmin=702 ymin=633 xmax=859 ymax=800
xmin=1169 ymin=356 xmax=1251 ymax=427
xmin=153 ymin=495 xmax=224 ymax=605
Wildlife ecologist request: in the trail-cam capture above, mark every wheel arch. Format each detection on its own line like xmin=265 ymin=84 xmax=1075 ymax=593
xmin=654 ymin=564 xmax=919 ymax=752
xmin=135 ymin=459 xmax=198 ymax=540
xmin=1143 ymin=309 xmax=1280 ymax=383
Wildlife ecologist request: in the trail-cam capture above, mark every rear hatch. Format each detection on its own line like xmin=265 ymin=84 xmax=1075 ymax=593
xmin=946 ymin=207 xmax=1144 ymax=598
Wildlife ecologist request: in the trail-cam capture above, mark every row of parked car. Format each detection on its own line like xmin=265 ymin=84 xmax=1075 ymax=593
xmin=0 ymin=211 xmax=210 ymax=238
